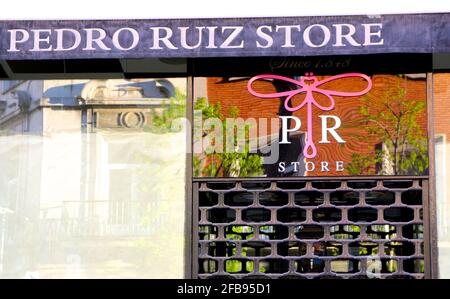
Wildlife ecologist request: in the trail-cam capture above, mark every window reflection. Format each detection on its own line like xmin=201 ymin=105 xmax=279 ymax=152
xmin=433 ymin=73 xmax=450 ymax=278
xmin=0 ymin=78 xmax=187 ymax=278
xmin=193 ymin=74 xmax=428 ymax=177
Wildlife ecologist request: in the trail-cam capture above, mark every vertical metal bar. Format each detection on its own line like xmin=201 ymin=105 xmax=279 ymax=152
xmin=192 ymin=182 xmax=200 ymax=278
xmin=422 ymin=179 xmax=432 ymax=278
xmin=184 ymin=75 xmax=194 ymax=278
xmin=79 ymin=106 xmax=89 ymax=220
xmin=426 ymin=72 xmax=439 ymax=278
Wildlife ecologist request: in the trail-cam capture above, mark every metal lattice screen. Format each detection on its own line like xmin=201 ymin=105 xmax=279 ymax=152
xmin=194 ymin=178 xmax=428 ymax=279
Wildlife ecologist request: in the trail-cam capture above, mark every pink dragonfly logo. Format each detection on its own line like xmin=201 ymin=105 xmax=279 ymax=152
xmin=247 ymin=72 xmax=372 ymax=159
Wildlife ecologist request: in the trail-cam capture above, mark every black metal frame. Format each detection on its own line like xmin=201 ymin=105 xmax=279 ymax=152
xmin=425 ymin=73 xmax=439 ymax=278
xmin=184 ymin=75 xmax=195 ymax=278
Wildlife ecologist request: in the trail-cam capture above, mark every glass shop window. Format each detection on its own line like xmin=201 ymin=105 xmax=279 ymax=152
xmin=193 ymin=73 xmax=428 ymax=178
xmin=433 ymin=69 xmax=450 ymax=278
xmin=0 ymin=59 xmax=188 ymax=278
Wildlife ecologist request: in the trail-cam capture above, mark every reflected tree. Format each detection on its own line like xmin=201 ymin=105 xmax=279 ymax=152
xmin=348 ymin=83 xmax=428 ymax=175
xmin=193 ymin=98 xmax=264 ymax=177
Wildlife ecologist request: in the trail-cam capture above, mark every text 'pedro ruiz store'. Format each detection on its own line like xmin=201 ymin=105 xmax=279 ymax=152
xmin=1 ymin=13 xmax=450 ymax=279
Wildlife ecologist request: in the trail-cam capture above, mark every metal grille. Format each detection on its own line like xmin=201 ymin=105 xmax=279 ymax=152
xmin=194 ymin=178 xmax=428 ymax=279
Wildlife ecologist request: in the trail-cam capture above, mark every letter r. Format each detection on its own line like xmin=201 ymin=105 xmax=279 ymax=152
xmin=319 ymin=115 xmax=345 ymax=143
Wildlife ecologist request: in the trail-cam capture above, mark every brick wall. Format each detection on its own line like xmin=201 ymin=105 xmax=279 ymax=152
xmin=433 ymin=74 xmax=450 ymax=136
xmin=202 ymin=74 xmax=428 ymax=176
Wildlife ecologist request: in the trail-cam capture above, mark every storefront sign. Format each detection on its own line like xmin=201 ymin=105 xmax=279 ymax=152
xmin=248 ymin=73 xmax=372 ymax=158
xmin=247 ymin=72 xmax=372 ymax=174
xmin=0 ymin=13 xmax=449 ymax=59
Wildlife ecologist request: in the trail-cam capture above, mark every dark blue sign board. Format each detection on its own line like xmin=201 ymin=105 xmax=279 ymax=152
xmin=0 ymin=14 xmax=449 ymax=59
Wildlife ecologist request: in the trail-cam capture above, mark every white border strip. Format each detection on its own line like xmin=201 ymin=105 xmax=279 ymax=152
xmin=0 ymin=0 xmax=449 ymax=20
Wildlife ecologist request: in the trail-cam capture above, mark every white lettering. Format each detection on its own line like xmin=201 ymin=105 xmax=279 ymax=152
xmin=112 ymin=28 xmax=139 ymax=51
xmin=83 ymin=28 xmax=111 ymax=51
xmin=205 ymin=26 xmax=218 ymax=49
xmin=277 ymin=160 xmax=344 ymax=173
xmin=275 ymin=25 xmax=300 ymax=48
xmin=280 ymin=116 xmax=301 ymax=144
xmin=220 ymin=26 xmax=244 ymax=49
xmin=321 ymin=161 xmax=330 ymax=171
xmin=319 ymin=115 xmax=345 ymax=144
xmin=150 ymin=27 xmax=178 ymax=50
xmin=305 ymin=161 xmax=315 ymax=172
xmin=54 ymin=29 xmax=81 ymax=51
xmin=179 ymin=27 xmax=204 ymax=49
xmin=303 ymin=24 xmax=331 ymax=48
xmin=362 ymin=23 xmax=384 ymax=46
xmin=333 ymin=24 xmax=361 ymax=47
xmin=30 ymin=29 xmax=52 ymax=52
xmin=7 ymin=29 xmax=29 ymax=52
xmin=256 ymin=25 xmax=273 ymax=48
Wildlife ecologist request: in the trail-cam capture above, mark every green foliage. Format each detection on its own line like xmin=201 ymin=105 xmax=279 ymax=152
xmin=347 ymin=153 xmax=377 ymax=175
xmin=194 ymin=98 xmax=264 ymax=177
xmin=148 ymin=89 xmax=186 ymax=134
xmin=347 ymin=82 xmax=428 ymax=175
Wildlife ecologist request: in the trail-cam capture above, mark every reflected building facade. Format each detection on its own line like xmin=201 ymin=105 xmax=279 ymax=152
xmin=0 ymin=78 xmax=187 ymax=278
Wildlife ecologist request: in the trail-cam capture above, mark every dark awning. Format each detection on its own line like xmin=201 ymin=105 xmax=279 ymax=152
xmin=1 ymin=13 xmax=449 ymax=60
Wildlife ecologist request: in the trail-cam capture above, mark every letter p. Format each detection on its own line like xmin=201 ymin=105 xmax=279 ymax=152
xmin=280 ymin=116 xmax=301 ymax=144
xmin=8 ymin=29 xmax=30 ymax=52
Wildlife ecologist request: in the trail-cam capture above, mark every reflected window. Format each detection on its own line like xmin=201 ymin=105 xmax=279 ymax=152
xmin=0 ymin=77 xmax=187 ymax=278
xmin=433 ymin=72 xmax=450 ymax=278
